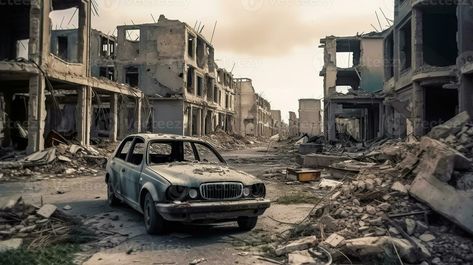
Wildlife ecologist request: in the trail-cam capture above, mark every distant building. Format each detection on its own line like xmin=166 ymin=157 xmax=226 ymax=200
xmin=234 ymin=78 xmax=273 ymax=137
xmin=288 ymin=111 xmax=299 ymax=137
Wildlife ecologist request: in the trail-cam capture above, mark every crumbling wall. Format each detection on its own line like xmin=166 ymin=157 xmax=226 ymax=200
xmin=360 ymin=39 xmax=385 ymax=92
xmin=299 ymin=99 xmax=322 ymax=136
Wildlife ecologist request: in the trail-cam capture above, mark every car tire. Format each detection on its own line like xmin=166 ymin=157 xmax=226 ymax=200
xmin=143 ymin=193 xmax=167 ymax=235
xmin=107 ymin=178 xmax=120 ymax=206
xmin=237 ymin=216 xmax=258 ymax=231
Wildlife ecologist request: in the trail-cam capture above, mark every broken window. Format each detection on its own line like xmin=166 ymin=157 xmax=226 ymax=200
xmin=225 ymin=94 xmax=229 ymax=108
xmin=206 ymin=77 xmax=214 ymax=101
xmin=336 ymin=39 xmax=361 ymax=68
xmin=197 ymin=76 xmax=204 ymax=97
xmin=425 ymin=86 xmax=458 ymax=133
xmin=49 ymin=7 xmax=79 ymax=29
xmin=99 ymin=67 xmax=115 ymax=81
xmin=0 ymin=2 xmax=30 ymax=60
xmin=399 ymin=20 xmax=412 ymax=72
xmin=188 ymin=34 xmax=195 ymax=58
xmin=125 ymin=66 xmax=139 ymax=87
xmin=16 ymin=39 xmax=29 ymax=59
xmin=125 ymin=29 xmax=140 ymax=42
xmin=57 ymin=36 xmax=69 ymax=61
xmin=196 ymin=37 xmax=206 ymax=68
xmin=422 ymin=6 xmax=458 ymax=67
xmin=213 ymin=86 xmax=219 ymax=103
xmin=187 ymin=66 xmax=195 ymax=93
xmin=385 ymin=32 xmax=394 ymax=79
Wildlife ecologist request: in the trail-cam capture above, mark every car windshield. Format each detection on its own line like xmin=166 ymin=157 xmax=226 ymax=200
xmin=148 ymin=140 xmax=223 ymax=165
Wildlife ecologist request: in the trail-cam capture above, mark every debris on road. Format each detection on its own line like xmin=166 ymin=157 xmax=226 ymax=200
xmin=0 ymin=142 xmax=113 ymax=182
xmin=0 ymin=196 xmax=95 ymax=250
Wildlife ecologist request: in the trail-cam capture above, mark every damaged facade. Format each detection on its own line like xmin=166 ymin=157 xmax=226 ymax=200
xmin=0 ymin=0 xmax=143 ymax=154
xmin=320 ymin=33 xmax=386 ymax=142
xmin=298 ymin=98 xmax=322 ymax=136
xmin=383 ymin=0 xmax=473 ymax=138
xmin=234 ymin=78 xmax=274 ymax=137
xmin=115 ymin=16 xmax=235 ymax=136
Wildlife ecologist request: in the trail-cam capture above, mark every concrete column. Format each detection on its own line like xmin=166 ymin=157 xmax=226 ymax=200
xmin=110 ymin=93 xmax=118 ymax=142
xmin=327 ymin=102 xmax=337 ymax=141
xmin=135 ymin=97 xmax=142 ymax=133
xmin=1 ymin=93 xmax=12 ymax=148
xmin=77 ymin=86 xmax=92 ymax=146
xmin=460 ymin=75 xmax=473 ymax=117
xmin=196 ymin=108 xmax=202 ymax=136
xmin=187 ymin=106 xmax=193 ymax=136
xmin=27 ymin=75 xmax=46 ymax=154
xmin=413 ymin=82 xmax=425 ymax=137
xmin=412 ymin=8 xmax=423 ymax=70
xmin=118 ymin=97 xmax=128 ymax=139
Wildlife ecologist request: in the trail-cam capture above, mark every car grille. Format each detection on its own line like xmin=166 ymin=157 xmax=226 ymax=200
xmin=200 ymin=182 xmax=243 ymax=200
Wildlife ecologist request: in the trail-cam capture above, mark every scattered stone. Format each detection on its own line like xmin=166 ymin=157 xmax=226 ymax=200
xmin=419 ymin=233 xmax=436 ymax=242
xmin=288 ymin=250 xmax=315 ymax=265
xmin=405 ymin=218 xmax=416 ymax=235
xmin=0 ymin=238 xmax=23 ymax=253
xmin=391 ymin=181 xmax=408 ymax=194
xmin=189 ymin=258 xmax=207 ymax=265
xmin=63 ymin=205 xmax=72 ymax=211
xmin=366 ymin=206 xmax=376 ymax=215
xmin=37 ymin=204 xmax=57 ymax=219
xmin=324 ymin=233 xmax=345 ymax=248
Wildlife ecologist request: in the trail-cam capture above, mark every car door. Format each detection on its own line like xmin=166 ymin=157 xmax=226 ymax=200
xmin=123 ymin=137 xmax=146 ymax=205
xmin=110 ymin=137 xmax=134 ymax=198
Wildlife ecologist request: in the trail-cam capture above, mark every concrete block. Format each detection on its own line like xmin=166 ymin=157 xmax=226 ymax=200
xmin=0 ymin=238 xmax=23 ymax=253
xmin=303 ymin=154 xmax=349 ymax=169
xmin=428 ymin=111 xmax=470 ymax=139
xmin=275 ymin=236 xmax=318 ymax=256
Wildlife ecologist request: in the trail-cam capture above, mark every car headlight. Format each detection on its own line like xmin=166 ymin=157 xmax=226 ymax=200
xmin=252 ymin=183 xmax=266 ymax=197
xmin=188 ymin=189 xmax=198 ymax=199
xmin=166 ymin=185 xmax=189 ymax=201
xmin=243 ymin=187 xmax=251 ymax=197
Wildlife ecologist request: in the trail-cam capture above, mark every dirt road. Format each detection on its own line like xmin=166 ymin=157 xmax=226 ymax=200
xmin=0 ymin=146 xmax=315 ymax=265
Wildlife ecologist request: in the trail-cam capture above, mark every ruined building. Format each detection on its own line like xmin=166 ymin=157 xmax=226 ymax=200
xmin=288 ymin=111 xmax=299 ymax=137
xmin=384 ymin=0 xmax=473 ymax=137
xmin=115 ymin=15 xmax=235 ymax=136
xmin=271 ymin=109 xmax=282 ymax=136
xmin=234 ymin=78 xmax=274 ymax=137
xmin=298 ymin=99 xmax=322 ymax=136
xmin=320 ymin=33 xmax=386 ymax=142
xmin=0 ymin=0 xmax=143 ymax=154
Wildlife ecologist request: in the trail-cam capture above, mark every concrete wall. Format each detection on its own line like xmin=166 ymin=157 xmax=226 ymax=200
xmin=299 ymin=99 xmax=322 ymax=136
xmin=234 ymin=78 xmax=257 ymax=136
xmin=360 ymin=38 xmax=385 ymax=92
xmin=152 ymin=100 xmax=184 ymax=135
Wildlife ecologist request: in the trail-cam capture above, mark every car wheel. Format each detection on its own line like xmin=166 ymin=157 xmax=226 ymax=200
xmin=107 ymin=178 xmax=120 ymax=206
xmin=143 ymin=193 xmax=167 ymax=235
xmin=237 ymin=216 xmax=258 ymax=231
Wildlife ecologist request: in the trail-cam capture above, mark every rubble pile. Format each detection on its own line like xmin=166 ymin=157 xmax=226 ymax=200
xmin=200 ymin=129 xmax=263 ymax=151
xmin=0 ymin=143 xmax=111 ymax=182
xmin=270 ymin=113 xmax=473 ymax=264
xmin=0 ymin=196 xmax=95 ymax=252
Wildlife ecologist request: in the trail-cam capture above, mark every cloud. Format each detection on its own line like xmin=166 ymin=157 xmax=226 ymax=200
xmin=212 ymin=0 xmax=390 ymax=57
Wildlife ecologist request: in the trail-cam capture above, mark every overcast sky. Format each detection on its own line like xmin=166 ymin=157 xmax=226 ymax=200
xmin=52 ymin=0 xmax=394 ymax=121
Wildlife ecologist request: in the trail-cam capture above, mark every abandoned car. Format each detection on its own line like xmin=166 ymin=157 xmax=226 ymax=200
xmin=105 ymin=134 xmax=271 ymax=234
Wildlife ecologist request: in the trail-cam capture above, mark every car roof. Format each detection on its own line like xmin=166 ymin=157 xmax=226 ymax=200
xmin=126 ymin=133 xmax=204 ymax=142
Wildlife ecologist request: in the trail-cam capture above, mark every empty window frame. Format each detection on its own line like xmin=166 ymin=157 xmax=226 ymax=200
xmin=187 ymin=66 xmax=195 ymax=93
xmin=197 ymin=76 xmax=204 ymax=97
xmin=188 ymin=34 xmax=195 ymax=58
xmin=125 ymin=66 xmax=139 ymax=87
xmin=399 ymin=20 xmax=412 ymax=72
xmin=125 ymin=29 xmax=140 ymax=42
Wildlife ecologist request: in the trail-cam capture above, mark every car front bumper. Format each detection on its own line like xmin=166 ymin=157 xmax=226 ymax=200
xmin=155 ymin=199 xmax=271 ymax=222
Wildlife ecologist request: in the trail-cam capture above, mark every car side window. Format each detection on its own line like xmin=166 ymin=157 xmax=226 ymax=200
xmin=194 ymin=143 xmax=221 ymax=163
xmin=127 ymin=138 xmax=145 ymax=166
xmin=183 ymin=142 xmax=197 ymax=162
xmin=115 ymin=138 xmax=133 ymax=161
xmin=148 ymin=142 xmax=174 ymax=164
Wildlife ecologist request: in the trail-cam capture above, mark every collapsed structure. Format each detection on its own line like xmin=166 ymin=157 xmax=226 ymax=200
xmin=320 ymin=0 xmax=473 ymax=143
xmin=0 ymin=1 xmax=143 ymax=154
xmin=320 ymin=33 xmax=385 ymax=142
xmin=0 ymin=7 xmax=282 ymax=153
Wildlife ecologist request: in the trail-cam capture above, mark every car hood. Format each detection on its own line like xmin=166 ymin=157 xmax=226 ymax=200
xmin=148 ymin=162 xmax=261 ymax=187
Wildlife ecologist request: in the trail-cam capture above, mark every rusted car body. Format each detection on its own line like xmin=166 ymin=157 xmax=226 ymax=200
xmin=105 ymin=134 xmax=270 ymax=234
